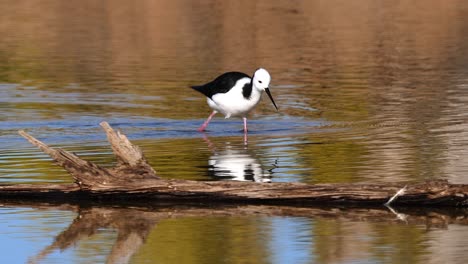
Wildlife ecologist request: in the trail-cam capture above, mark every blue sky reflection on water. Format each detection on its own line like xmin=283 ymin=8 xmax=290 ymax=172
xmin=268 ymin=217 xmax=315 ymax=264
xmin=0 ymin=208 xmax=75 ymax=264
xmin=0 ymin=207 xmax=119 ymax=264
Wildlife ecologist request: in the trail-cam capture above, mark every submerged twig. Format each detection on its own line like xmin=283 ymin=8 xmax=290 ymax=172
xmin=385 ymin=185 xmax=408 ymax=206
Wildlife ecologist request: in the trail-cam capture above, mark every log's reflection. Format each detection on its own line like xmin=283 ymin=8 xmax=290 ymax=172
xmin=22 ymin=203 xmax=468 ymax=264
xmin=28 ymin=207 xmax=158 ymax=264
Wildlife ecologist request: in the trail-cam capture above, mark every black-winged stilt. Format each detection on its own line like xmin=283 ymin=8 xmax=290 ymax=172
xmin=191 ymin=68 xmax=278 ymax=132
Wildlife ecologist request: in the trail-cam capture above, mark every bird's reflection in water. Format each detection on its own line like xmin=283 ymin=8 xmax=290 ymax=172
xmin=202 ymin=134 xmax=275 ymax=182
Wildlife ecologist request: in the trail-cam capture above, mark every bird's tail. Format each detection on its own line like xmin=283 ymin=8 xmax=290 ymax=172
xmin=190 ymin=85 xmax=203 ymax=93
xmin=190 ymin=85 xmax=212 ymax=98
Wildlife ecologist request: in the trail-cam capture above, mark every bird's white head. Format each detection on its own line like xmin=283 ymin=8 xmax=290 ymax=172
xmin=252 ymin=68 xmax=271 ymax=91
xmin=252 ymin=68 xmax=278 ymax=111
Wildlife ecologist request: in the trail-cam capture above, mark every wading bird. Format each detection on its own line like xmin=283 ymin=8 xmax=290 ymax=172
xmin=191 ymin=68 xmax=278 ymax=132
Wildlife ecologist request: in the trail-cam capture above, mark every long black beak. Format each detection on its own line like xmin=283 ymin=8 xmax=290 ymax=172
xmin=265 ymin=88 xmax=279 ymax=111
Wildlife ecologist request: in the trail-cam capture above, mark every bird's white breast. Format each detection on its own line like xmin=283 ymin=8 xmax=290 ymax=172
xmin=209 ymin=77 xmax=263 ymax=118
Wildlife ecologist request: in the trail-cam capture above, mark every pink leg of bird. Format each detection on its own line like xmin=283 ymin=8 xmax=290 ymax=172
xmin=243 ymin=117 xmax=248 ymax=132
xmin=198 ymin=111 xmax=217 ymax=131
xmin=243 ymin=117 xmax=248 ymax=144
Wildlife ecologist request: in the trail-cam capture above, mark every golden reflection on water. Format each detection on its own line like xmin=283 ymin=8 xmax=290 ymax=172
xmin=137 ymin=216 xmax=271 ymax=264
xmin=1 ymin=0 xmax=468 ymax=185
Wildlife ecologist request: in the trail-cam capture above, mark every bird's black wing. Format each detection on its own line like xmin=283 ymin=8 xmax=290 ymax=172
xmin=191 ymin=72 xmax=250 ymax=99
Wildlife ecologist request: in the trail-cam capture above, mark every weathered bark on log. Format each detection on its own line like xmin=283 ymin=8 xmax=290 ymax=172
xmin=1 ymin=122 xmax=467 ymax=207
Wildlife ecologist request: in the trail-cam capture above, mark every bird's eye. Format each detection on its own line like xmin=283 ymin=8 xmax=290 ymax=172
xmin=259 ymin=80 xmax=263 ymax=84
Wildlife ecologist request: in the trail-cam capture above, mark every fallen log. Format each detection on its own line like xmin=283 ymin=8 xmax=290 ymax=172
xmin=1 ymin=122 xmax=467 ymax=207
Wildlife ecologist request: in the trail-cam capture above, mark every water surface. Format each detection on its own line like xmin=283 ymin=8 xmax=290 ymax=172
xmin=1 ymin=0 xmax=468 ymax=263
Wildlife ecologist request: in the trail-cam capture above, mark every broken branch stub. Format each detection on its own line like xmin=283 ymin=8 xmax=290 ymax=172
xmin=18 ymin=122 xmax=159 ymax=191
xmin=100 ymin=122 xmax=158 ymax=180
xmin=18 ymin=130 xmax=114 ymax=188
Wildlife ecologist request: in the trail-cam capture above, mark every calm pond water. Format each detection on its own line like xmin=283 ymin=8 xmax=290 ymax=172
xmin=1 ymin=0 xmax=468 ymax=263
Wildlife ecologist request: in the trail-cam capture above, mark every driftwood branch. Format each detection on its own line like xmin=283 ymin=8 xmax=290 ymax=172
xmin=1 ymin=122 xmax=467 ymax=207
